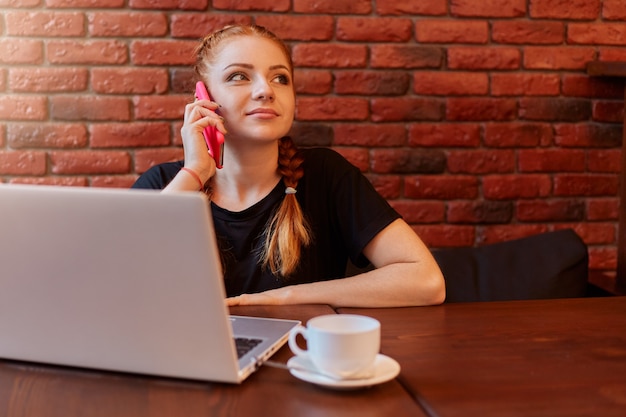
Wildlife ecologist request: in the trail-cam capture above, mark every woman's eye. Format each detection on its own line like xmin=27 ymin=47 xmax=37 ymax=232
xmin=273 ymin=74 xmax=290 ymax=85
xmin=227 ymin=72 xmax=248 ymax=82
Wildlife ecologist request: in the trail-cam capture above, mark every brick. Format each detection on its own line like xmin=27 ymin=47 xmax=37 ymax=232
xmin=587 ymin=198 xmax=619 ymax=221
xmin=448 ymin=47 xmax=520 ymax=70
xmin=211 ymin=0 xmax=290 ymax=12
xmin=477 ymin=225 xmax=549 ymax=245
xmin=294 ymin=70 xmax=333 ymax=94
xmin=0 ymin=39 xmax=43 ymax=64
xmin=375 ymin=0 xmax=447 ymax=16
xmin=568 ymin=23 xmax=626 ymax=46
xmin=562 ymin=74 xmax=624 ymax=99
xmin=485 ymin=123 xmax=553 ymax=147
xmin=6 ymin=11 xmax=84 ymax=37
xmin=10 ymin=177 xmax=88 ymax=187
xmin=370 ymin=149 xmax=446 ymax=174
xmin=492 ymin=21 xmax=564 ymax=44
xmin=337 ymin=17 xmax=413 ymax=42
xmin=292 ymin=44 xmax=367 ymax=68
xmin=172 ymin=121 xmax=184 ymax=146
xmin=409 ymin=123 xmax=481 ymax=147
xmin=483 ymin=175 xmax=552 ymax=199
xmin=130 ymin=0 xmax=207 ymax=10
xmin=370 ymin=45 xmax=442 ymax=69
xmin=447 ymin=149 xmax=515 ymax=174
xmin=405 ymin=175 xmax=479 ymax=199
xmin=88 ymin=12 xmax=168 ymax=37
xmin=524 ymin=46 xmax=596 ymax=70
xmin=603 ymin=0 xmax=626 ymax=20
xmin=554 ymin=174 xmax=619 ymax=196
xmin=335 ymin=71 xmax=410 ymax=95
xmin=390 ymin=200 xmax=445 ymax=224
xmin=289 ymin=123 xmax=333 ymax=147
xmin=170 ymin=14 xmax=251 ymax=39
xmin=451 ymin=0 xmax=526 ymax=17
xmin=90 ymin=123 xmax=171 ymax=148
xmin=368 ymin=174 xmax=402 ymax=199
xmin=558 ymin=223 xmax=615 ymax=245
xmin=371 ymin=98 xmax=444 ymax=122
xmin=333 ymin=124 xmax=407 ymax=147
xmin=333 ymin=148 xmax=369 ymax=172
xmin=491 ymin=73 xmax=560 ymax=96
xmin=9 ymin=68 xmax=88 ymax=92
xmin=47 ymin=40 xmax=127 ymax=64
xmin=519 ymin=98 xmax=591 ymax=121
xmin=169 ymin=68 xmax=194 ymax=95
xmin=255 ymin=15 xmax=333 ymax=41
xmin=91 ymin=68 xmax=169 ymax=94
xmin=293 ymin=0 xmax=371 ymax=14
xmin=447 ymin=200 xmax=513 ymax=224
xmin=518 ymin=149 xmax=586 ymax=172
xmin=554 ymin=123 xmax=622 ymax=148
xmin=0 ymin=0 xmax=40 ymax=6
xmin=416 ymin=19 xmax=488 ymax=44
xmin=0 ymin=151 xmax=47 ymax=175
xmin=446 ymin=98 xmax=517 ymax=121
xmin=414 ymin=71 xmax=488 ymax=95
xmin=530 ymin=0 xmax=601 ymax=19
xmin=0 ymin=69 xmax=5 ymax=91
xmin=599 ymin=48 xmax=626 ymax=61
xmin=91 ymin=176 xmax=138 ymax=188
xmin=8 ymin=123 xmax=87 ymax=148
xmin=50 ymin=150 xmax=131 ymax=174
xmin=133 ymin=95 xmax=189 ymax=120
xmin=0 ymin=95 xmax=47 ymax=121
xmin=48 ymin=0 xmax=124 ymax=6
xmin=587 ymin=149 xmax=621 ymax=173
xmin=588 ymin=246 xmax=616 ymax=270
xmin=414 ymin=225 xmax=476 ymax=248
xmin=295 ymin=97 xmax=369 ymax=121
xmin=591 ymin=101 xmax=624 ymax=123
xmin=51 ymin=96 xmax=130 ymax=121
xmin=131 ymin=40 xmax=196 ymax=66
xmin=134 ymin=148 xmax=184 ymax=173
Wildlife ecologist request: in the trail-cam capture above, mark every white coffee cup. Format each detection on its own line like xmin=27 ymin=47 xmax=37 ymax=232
xmin=288 ymin=314 xmax=380 ymax=379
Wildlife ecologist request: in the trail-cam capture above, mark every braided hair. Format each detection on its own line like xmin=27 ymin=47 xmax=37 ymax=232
xmin=260 ymin=136 xmax=311 ymax=277
xmin=195 ymin=25 xmax=311 ymax=277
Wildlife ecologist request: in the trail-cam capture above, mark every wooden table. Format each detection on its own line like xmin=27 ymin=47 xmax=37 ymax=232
xmin=341 ymin=296 xmax=626 ymax=417
xmin=0 ymin=304 xmax=424 ymax=417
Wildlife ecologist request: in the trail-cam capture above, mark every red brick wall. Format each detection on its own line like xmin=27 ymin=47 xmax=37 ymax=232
xmin=1 ymin=0 xmax=624 ymax=272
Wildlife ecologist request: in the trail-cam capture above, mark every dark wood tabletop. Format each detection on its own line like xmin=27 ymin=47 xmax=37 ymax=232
xmin=0 ymin=304 xmax=425 ymax=417
xmin=340 ymin=296 xmax=626 ymax=417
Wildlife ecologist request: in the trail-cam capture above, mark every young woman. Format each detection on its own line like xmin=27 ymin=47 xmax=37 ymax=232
xmin=132 ymin=24 xmax=445 ymax=307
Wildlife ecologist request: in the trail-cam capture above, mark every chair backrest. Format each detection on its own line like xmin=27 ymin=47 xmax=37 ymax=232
xmin=432 ymin=229 xmax=589 ymax=303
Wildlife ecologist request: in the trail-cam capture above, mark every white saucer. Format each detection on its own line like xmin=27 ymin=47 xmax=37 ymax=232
xmin=286 ymin=354 xmax=400 ymax=390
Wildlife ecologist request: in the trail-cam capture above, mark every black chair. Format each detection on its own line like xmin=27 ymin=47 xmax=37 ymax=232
xmin=432 ymin=229 xmax=589 ymax=303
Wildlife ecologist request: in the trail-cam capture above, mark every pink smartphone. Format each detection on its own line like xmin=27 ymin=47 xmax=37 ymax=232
xmin=195 ymin=81 xmax=225 ymax=169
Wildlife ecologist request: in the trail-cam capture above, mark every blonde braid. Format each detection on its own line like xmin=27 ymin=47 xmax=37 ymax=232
xmin=261 ymin=137 xmax=311 ymax=277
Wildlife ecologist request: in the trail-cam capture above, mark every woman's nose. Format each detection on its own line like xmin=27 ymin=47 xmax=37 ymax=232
xmin=252 ymin=79 xmax=274 ymax=101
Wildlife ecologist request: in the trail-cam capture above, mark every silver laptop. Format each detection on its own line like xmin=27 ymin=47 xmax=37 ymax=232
xmin=0 ymin=184 xmax=299 ymax=383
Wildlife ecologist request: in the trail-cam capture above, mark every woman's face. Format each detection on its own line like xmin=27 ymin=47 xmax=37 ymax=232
xmin=204 ymin=36 xmax=295 ymax=144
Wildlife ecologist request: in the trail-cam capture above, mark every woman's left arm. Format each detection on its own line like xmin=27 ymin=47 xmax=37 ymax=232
xmin=226 ymin=218 xmax=446 ymax=308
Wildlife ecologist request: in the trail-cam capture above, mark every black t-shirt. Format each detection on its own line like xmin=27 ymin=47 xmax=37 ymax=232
xmin=132 ymin=147 xmax=400 ymax=297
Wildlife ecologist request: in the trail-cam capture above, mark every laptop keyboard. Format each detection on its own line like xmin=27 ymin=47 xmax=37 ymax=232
xmin=235 ymin=337 xmax=263 ymax=358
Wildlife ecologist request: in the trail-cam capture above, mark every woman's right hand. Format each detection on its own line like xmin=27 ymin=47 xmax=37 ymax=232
xmin=180 ymin=98 xmax=227 ymax=184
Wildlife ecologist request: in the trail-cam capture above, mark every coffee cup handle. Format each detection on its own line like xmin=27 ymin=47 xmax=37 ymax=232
xmin=288 ymin=325 xmax=309 ymax=359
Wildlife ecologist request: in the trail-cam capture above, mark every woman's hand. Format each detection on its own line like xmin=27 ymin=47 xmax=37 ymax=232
xmin=163 ymin=99 xmax=227 ymax=192
xmin=180 ymin=98 xmax=227 ymax=183
xmin=226 ymin=288 xmax=289 ymax=306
